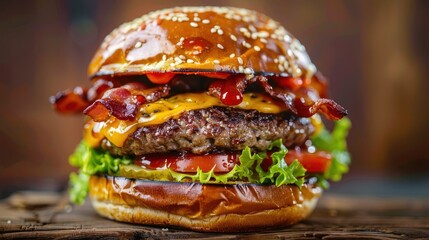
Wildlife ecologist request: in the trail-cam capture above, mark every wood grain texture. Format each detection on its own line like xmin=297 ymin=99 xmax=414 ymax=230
xmin=0 ymin=192 xmax=428 ymax=239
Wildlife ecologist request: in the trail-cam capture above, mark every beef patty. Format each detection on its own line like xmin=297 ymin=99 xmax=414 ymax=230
xmin=101 ymin=107 xmax=315 ymax=156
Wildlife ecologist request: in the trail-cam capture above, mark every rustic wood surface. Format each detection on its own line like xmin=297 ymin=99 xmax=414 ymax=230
xmin=0 ymin=191 xmax=428 ymax=239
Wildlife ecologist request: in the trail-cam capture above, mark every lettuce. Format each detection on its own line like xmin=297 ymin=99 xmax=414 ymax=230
xmin=68 ymin=141 xmax=131 ymax=205
xmin=68 ymin=172 xmax=90 ymax=205
xmin=170 ymin=139 xmax=306 ymax=187
xmin=311 ymin=117 xmax=351 ymax=187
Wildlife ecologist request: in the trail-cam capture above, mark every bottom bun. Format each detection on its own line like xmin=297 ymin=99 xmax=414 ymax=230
xmin=89 ymin=175 xmax=322 ymax=232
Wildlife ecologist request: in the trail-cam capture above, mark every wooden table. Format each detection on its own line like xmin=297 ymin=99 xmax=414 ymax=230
xmin=0 ymin=191 xmax=428 ymax=239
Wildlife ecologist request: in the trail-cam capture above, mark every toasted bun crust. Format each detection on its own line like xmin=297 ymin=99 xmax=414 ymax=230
xmin=88 ymin=6 xmax=316 ymax=79
xmin=89 ymin=175 xmax=322 ymax=232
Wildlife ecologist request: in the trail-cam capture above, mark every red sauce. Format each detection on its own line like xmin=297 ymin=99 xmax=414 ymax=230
xmin=220 ymin=77 xmax=243 ymax=105
xmin=220 ymin=82 xmax=243 ymax=105
xmin=146 ymin=72 xmax=175 ymax=84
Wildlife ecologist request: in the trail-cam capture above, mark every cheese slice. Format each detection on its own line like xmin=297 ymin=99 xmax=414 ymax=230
xmin=84 ymin=92 xmax=288 ymax=147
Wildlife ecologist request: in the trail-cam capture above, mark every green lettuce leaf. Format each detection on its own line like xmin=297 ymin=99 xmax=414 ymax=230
xmin=68 ymin=172 xmax=90 ymax=205
xmin=312 ymin=117 xmax=351 ymax=185
xmin=68 ymin=141 xmax=131 ymax=205
xmin=169 ymin=139 xmax=306 ymax=187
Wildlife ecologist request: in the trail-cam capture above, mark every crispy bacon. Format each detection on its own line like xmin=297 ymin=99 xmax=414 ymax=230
xmin=83 ymin=83 xmax=170 ymax=121
xmin=50 ymin=86 xmax=90 ymax=114
xmin=51 ymin=73 xmax=346 ymax=121
xmin=51 ymin=78 xmax=115 ymax=114
xmin=254 ymin=76 xmax=347 ymax=120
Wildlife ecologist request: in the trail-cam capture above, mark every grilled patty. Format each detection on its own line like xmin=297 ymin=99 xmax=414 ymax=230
xmin=101 ymin=107 xmax=315 ymax=156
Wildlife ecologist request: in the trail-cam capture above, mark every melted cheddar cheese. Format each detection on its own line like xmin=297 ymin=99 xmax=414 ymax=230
xmin=84 ymin=92 xmax=289 ymax=147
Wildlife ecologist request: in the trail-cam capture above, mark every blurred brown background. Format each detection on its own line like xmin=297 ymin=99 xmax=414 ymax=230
xmin=1 ymin=0 xmax=428 ymax=197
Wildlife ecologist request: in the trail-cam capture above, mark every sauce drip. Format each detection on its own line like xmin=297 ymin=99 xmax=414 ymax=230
xmin=220 ymin=79 xmax=243 ymax=105
xmin=146 ymin=72 xmax=175 ymax=84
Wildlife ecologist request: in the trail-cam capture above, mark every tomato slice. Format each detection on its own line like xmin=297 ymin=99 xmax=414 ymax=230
xmin=135 ymin=150 xmax=331 ymax=174
xmin=284 ymin=150 xmax=332 ymax=173
xmin=146 ymin=72 xmax=175 ymax=84
xmin=136 ymin=153 xmax=237 ymax=173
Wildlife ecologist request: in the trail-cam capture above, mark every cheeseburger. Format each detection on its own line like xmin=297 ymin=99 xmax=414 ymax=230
xmin=51 ymin=6 xmax=350 ymax=232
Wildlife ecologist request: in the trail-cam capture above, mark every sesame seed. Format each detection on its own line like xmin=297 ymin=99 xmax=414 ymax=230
xmin=249 ymin=25 xmax=257 ymax=32
xmin=239 ymin=27 xmax=248 ymax=33
xmin=217 ymin=29 xmax=224 ymax=35
xmin=162 ymin=55 xmax=167 ymax=61
xmin=193 ymin=17 xmax=201 ymax=22
xmin=210 ymin=28 xmax=216 ymax=33
xmin=190 ymin=22 xmax=198 ymax=27
xmin=237 ymin=57 xmax=244 ymax=65
xmin=259 ymin=31 xmax=269 ymax=38
xmin=174 ymin=57 xmax=183 ymax=63
xmin=134 ymin=41 xmax=142 ymax=48
xmin=177 ymin=37 xmax=184 ymax=46
xmin=170 ymin=63 xmax=176 ymax=67
xmin=214 ymin=25 xmax=220 ymax=29
xmin=202 ymin=19 xmax=210 ymax=24
xmin=229 ymin=53 xmax=236 ymax=58
xmin=254 ymin=46 xmax=261 ymax=51
xmin=230 ymin=34 xmax=237 ymax=41
xmin=217 ymin=44 xmax=224 ymax=49
xmin=238 ymin=66 xmax=244 ymax=73
xmin=213 ymin=60 xmax=220 ymax=64
xmin=294 ymin=67 xmax=302 ymax=76
xmin=278 ymin=64 xmax=285 ymax=72
xmin=179 ymin=55 xmax=186 ymax=60
xmin=283 ymin=61 xmax=289 ymax=69
xmin=187 ymin=59 xmax=194 ymax=63
xmin=244 ymin=68 xmax=253 ymax=74
xmin=260 ymin=38 xmax=268 ymax=44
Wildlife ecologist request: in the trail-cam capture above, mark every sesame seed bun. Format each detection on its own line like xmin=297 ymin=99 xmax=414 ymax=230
xmin=88 ymin=6 xmax=316 ymax=78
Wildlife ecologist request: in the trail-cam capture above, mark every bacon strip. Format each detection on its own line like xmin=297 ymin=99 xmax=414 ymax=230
xmin=52 ymin=73 xmax=346 ymax=121
xmin=50 ymin=86 xmax=90 ymax=114
xmin=254 ymin=76 xmax=347 ymax=120
xmin=51 ymin=79 xmax=115 ymax=114
xmin=83 ymin=83 xmax=170 ymax=121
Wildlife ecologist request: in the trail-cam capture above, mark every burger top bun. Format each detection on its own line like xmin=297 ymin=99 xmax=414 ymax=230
xmin=88 ymin=6 xmax=316 ymax=79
